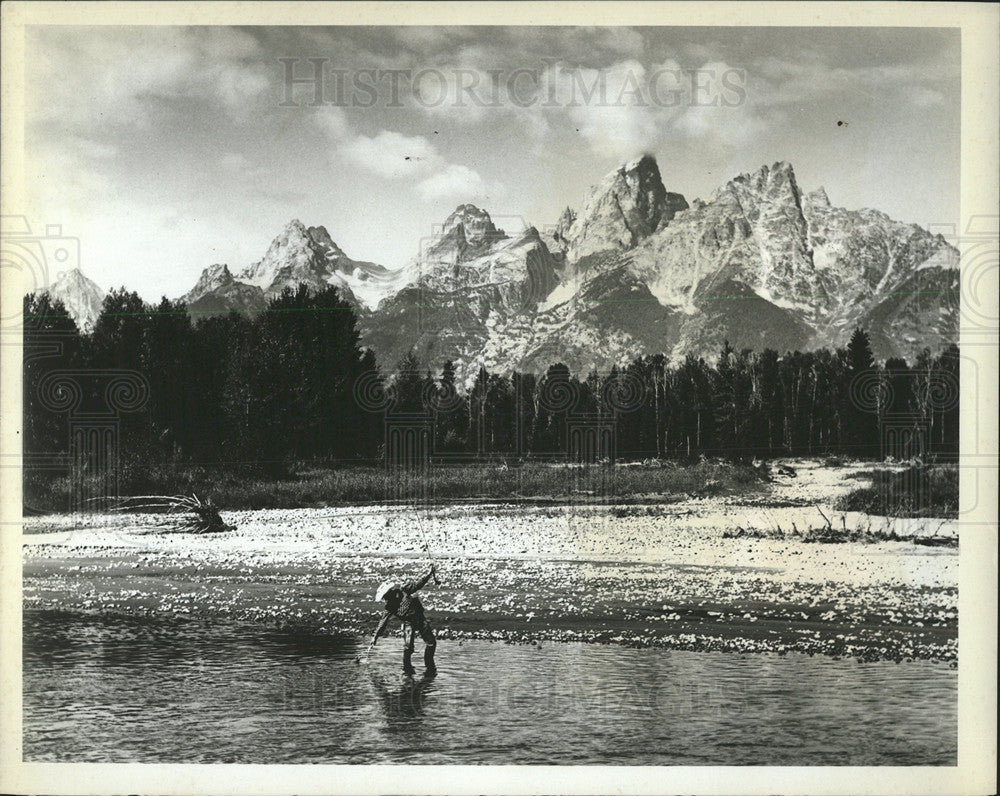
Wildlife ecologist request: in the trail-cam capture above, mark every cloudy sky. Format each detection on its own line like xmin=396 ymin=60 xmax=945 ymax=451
xmin=25 ymin=25 xmax=960 ymax=299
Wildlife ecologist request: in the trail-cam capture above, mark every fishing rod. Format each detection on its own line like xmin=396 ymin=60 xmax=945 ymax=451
xmin=417 ymin=522 xmax=440 ymax=585
xmin=356 ymin=641 xmax=375 ymax=665
xmin=354 ymin=523 xmax=439 ymax=667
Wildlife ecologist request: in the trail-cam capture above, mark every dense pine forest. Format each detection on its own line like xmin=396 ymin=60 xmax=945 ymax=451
xmin=23 ymin=286 xmax=959 ymax=506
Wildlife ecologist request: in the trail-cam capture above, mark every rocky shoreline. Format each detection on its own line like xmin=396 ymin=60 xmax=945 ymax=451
xmin=23 ymin=462 xmax=957 ymax=665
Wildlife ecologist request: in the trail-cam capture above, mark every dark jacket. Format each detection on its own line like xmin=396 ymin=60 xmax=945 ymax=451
xmin=373 ymin=568 xmax=434 ymax=641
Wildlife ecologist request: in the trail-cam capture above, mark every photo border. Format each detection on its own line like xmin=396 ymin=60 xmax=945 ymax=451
xmin=1 ymin=2 xmax=996 ymax=794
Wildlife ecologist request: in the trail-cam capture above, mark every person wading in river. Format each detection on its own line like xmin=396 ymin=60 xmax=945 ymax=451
xmin=368 ymin=565 xmax=437 ymax=675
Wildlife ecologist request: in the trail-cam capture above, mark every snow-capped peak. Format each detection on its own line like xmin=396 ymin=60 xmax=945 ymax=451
xmin=564 ymin=154 xmax=686 ymax=262
xmin=41 ymin=267 xmax=105 ymax=332
xmin=440 ymin=204 xmax=503 ymax=247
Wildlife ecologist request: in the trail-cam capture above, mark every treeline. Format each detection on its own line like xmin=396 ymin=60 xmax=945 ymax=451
xmin=24 ymin=286 xmax=382 ymax=480
xmin=23 ymin=287 xmax=959 ymax=479
xmin=410 ymin=335 xmax=958 ymax=461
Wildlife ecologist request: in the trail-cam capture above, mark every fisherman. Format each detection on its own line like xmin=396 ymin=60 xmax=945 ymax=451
xmin=368 ymin=564 xmax=437 ymax=675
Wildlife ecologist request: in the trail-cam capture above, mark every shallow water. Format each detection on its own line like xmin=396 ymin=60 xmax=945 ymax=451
xmin=23 ymin=610 xmax=955 ymax=765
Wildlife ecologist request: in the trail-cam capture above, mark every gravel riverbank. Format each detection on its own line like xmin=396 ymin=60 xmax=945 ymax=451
xmin=23 ymin=460 xmax=957 ymax=664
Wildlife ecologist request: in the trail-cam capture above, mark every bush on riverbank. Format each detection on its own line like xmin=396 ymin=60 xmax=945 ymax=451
xmin=24 ymin=458 xmax=768 ymax=514
xmin=833 ymin=465 xmax=958 ymax=519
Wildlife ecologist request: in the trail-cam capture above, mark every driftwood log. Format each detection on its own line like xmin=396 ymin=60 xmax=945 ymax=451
xmin=111 ymin=494 xmax=235 ymax=534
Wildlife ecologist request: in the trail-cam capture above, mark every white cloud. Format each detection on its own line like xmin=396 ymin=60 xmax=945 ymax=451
xmin=502 ymin=27 xmax=646 ymax=63
xmin=313 ymin=106 xmax=351 ymax=141
xmin=673 ymin=103 xmax=777 ymax=149
xmin=750 ymin=55 xmax=955 ymax=109
xmin=411 ymin=65 xmax=498 ymax=121
xmin=393 ymin=27 xmax=479 ymax=52
xmin=218 ymin=152 xmax=268 ymax=180
xmin=311 ymin=107 xmax=497 ymax=201
xmin=341 ymin=130 xmax=444 ymax=180
xmin=416 ymin=164 xmax=491 ymax=202
xmin=542 ymin=59 xmax=680 ymax=160
xmin=220 ymin=152 xmax=249 ymax=171
xmin=213 ymin=63 xmax=271 ymax=111
xmin=27 ymin=27 xmax=271 ymax=131
xmin=590 ymin=27 xmax=647 ymax=60
xmin=906 ymin=85 xmax=946 ymax=108
xmin=63 ymin=136 xmax=118 ymax=161
xmin=668 ymin=60 xmax=775 ymax=149
xmin=570 ymin=104 xmax=661 ymax=160
xmin=336 ymin=128 xmax=496 ymax=204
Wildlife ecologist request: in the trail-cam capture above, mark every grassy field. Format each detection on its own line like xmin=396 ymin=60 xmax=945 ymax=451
xmin=25 ymin=458 xmax=770 ymax=514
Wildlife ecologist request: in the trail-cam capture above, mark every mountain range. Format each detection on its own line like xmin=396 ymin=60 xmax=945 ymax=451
xmin=39 ymin=157 xmax=960 ymax=383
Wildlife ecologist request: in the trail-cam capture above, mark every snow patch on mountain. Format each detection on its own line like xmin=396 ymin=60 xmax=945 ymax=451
xmin=564 ymin=154 xmax=686 ymax=263
xmin=168 ymin=156 xmax=959 ymax=372
xmin=180 ymin=220 xmax=400 ymax=313
xmin=41 ymin=268 xmax=105 ymax=332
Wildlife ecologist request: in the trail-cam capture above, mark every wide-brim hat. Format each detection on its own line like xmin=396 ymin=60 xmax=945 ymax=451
xmin=375 ymin=581 xmax=400 ymax=601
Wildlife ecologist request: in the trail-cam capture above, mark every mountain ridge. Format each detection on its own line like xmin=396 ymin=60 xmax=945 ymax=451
xmin=39 ymin=157 xmax=959 ymax=381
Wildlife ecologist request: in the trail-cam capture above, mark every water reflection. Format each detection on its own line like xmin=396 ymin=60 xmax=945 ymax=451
xmin=369 ymin=669 xmax=439 ymax=728
xmin=261 ymin=628 xmax=358 ymax=661
xmin=23 ymin=611 xmax=957 ymax=765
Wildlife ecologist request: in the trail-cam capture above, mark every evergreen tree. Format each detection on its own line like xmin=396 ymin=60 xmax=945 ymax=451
xmin=144 ymin=297 xmax=191 ymax=460
xmin=534 ymin=363 xmax=575 ymax=454
xmin=844 ymin=328 xmax=880 ymax=458
xmin=188 ymin=312 xmax=252 ymax=462
xmin=467 ymin=366 xmax=489 ymax=452
xmin=22 ymin=293 xmax=83 ymax=460
xmin=89 ymin=289 xmax=155 ymax=466
xmin=393 ymin=350 xmax=425 ymax=414
xmin=511 ymin=371 xmax=536 ymax=457
xmin=26 ymin=277 xmax=960 ymax=490
xmin=432 ymin=360 xmax=467 ymax=453
xmin=89 ymin=289 xmax=150 ymax=369
xmin=936 ymin=344 xmax=960 ymax=457
xmin=485 ymin=372 xmax=515 ymax=453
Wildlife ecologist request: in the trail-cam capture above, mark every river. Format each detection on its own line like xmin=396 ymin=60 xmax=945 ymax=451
xmin=23 ymin=610 xmax=955 ymax=765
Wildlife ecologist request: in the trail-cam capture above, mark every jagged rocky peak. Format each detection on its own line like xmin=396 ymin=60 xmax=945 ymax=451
xmin=440 ymin=204 xmax=504 ymax=246
xmin=44 ymin=267 xmax=105 ymax=332
xmin=238 ymin=219 xmax=330 ymax=293
xmin=661 ymin=191 xmax=690 ymax=224
xmin=566 ymin=154 xmax=686 ymax=261
xmin=805 ymin=186 xmax=831 ymax=209
xmin=275 ymin=218 xmax=313 ymax=245
xmin=518 ymin=225 xmax=544 ymax=244
xmin=184 ymin=263 xmax=234 ymax=302
xmin=307 ymin=224 xmax=345 ymax=259
xmin=720 ymin=160 xmax=803 ymax=211
xmin=261 ymin=218 xmax=316 ymax=258
xmin=167 ymin=156 xmax=957 ymax=373
xmin=51 ymin=267 xmax=96 ymax=292
xmin=539 ymin=207 xmax=577 ymax=257
xmin=421 ymin=204 xmax=507 ymax=265
xmin=179 ymin=214 xmax=400 ymax=316
xmin=556 ymin=207 xmax=577 ymax=237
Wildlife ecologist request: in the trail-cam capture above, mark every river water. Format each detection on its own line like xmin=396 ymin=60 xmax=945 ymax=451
xmin=23 ymin=610 xmax=956 ymax=765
